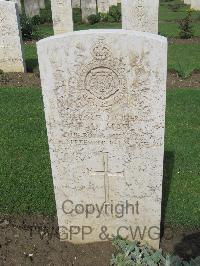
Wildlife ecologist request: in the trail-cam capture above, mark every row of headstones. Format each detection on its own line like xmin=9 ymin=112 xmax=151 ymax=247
xmin=183 ymin=0 xmax=200 ymax=10
xmin=8 ymin=0 xmax=46 ymax=16
xmin=0 ymin=0 xmax=159 ymax=73
xmin=72 ymin=0 xmax=121 ymax=22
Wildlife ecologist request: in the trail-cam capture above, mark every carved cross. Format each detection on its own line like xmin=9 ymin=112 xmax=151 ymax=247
xmin=90 ymin=152 xmax=124 ymax=203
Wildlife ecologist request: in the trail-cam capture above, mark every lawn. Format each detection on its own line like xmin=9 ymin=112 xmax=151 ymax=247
xmin=168 ymin=44 xmax=200 ymax=76
xmin=24 ymin=40 xmax=200 ymax=75
xmin=159 ymin=2 xmax=200 ymax=21
xmin=35 ymin=20 xmax=200 ymax=39
xmin=0 ymin=88 xmax=199 ymax=228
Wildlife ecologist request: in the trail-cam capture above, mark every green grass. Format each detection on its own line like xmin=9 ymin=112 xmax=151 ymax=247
xmin=168 ymin=44 xmax=200 ymax=76
xmin=0 ymin=88 xmax=199 ymax=227
xmin=159 ymin=3 xmax=200 ymax=21
xmin=159 ymin=21 xmax=200 ymax=37
xmin=0 ymin=88 xmax=55 ymax=215
xmin=24 ymin=43 xmax=38 ymax=72
xmin=35 ymin=20 xmax=200 ymax=39
xmin=164 ymin=89 xmax=200 ymax=227
xmin=24 ymin=40 xmax=200 ymax=75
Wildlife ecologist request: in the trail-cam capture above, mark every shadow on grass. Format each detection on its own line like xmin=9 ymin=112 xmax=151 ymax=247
xmin=174 ymin=232 xmax=200 ymax=260
xmin=161 ymin=151 xmax=175 ymax=235
xmin=25 ymin=58 xmax=39 ymax=73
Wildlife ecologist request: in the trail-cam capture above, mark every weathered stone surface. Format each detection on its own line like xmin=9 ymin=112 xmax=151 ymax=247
xmin=24 ymin=0 xmax=40 ymax=17
xmin=10 ymin=0 xmax=22 ymax=13
xmin=109 ymin=0 xmax=117 ymax=6
xmin=38 ymin=0 xmax=45 ymax=9
xmin=122 ymin=0 xmax=159 ymax=34
xmin=0 ymin=0 xmax=25 ymax=72
xmin=72 ymin=0 xmax=80 ymax=8
xmin=184 ymin=0 xmax=191 ymax=4
xmin=97 ymin=0 xmax=109 ymax=13
xmin=81 ymin=0 xmax=97 ymax=22
xmin=191 ymin=0 xmax=200 ymax=10
xmin=37 ymin=29 xmax=167 ymax=249
xmin=51 ymin=0 xmax=73 ymax=35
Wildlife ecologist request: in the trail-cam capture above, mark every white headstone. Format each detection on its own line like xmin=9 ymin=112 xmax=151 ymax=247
xmin=37 ymin=29 xmax=167 ymax=250
xmin=72 ymin=0 xmax=80 ymax=8
xmin=24 ymin=0 xmax=40 ymax=17
xmin=191 ymin=0 xmax=200 ymax=10
xmin=38 ymin=0 xmax=45 ymax=9
xmin=109 ymin=0 xmax=117 ymax=6
xmin=122 ymin=0 xmax=159 ymax=34
xmin=97 ymin=0 xmax=109 ymax=13
xmin=0 ymin=0 xmax=25 ymax=72
xmin=51 ymin=0 xmax=73 ymax=35
xmin=10 ymin=0 xmax=22 ymax=13
xmin=184 ymin=0 xmax=191 ymax=4
xmin=81 ymin=0 xmax=97 ymax=22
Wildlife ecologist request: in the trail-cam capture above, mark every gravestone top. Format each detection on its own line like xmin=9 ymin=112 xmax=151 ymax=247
xmin=37 ymin=29 xmax=167 ymax=249
xmin=0 ymin=0 xmax=25 ymax=72
xmin=122 ymin=0 xmax=159 ymax=34
xmin=81 ymin=0 xmax=97 ymax=22
xmin=51 ymin=0 xmax=73 ymax=35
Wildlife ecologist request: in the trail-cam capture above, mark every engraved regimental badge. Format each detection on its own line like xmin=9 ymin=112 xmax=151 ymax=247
xmin=77 ymin=38 xmax=127 ymax=108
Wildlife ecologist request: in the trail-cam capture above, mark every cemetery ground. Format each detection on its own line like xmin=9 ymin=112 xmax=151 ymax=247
xmin=0 ymin=1 xmax=200 ymax=265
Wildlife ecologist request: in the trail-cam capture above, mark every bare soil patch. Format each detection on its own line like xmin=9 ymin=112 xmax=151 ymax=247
xmin=1 ymin=72 xmax=200 ymax=90
xmin=0 ymin=73 xmax=40 ymax=88
xmin=168 ymin=37 xmax=200 ymax=45
xmin=0 ymin=215 xmax=199 ymax=266
xmin=167 ymin=71 xmax=200 ymax=89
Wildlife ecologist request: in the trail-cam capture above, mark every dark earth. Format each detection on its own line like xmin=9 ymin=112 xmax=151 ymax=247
xmin=0 ymin=215 xmax=200 ymax=266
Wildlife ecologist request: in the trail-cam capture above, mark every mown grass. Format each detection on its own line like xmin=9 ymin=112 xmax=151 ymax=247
xmin=168 ymin=44 xmax=200 ymax=77
xmin=0 ymin=88 xmax=55 ymax=215
xmin=34 ymin=20 xmax=200 ymax=39
xmin=0 ymin=88 xmax=199 ymax=228
xmin=164 ymin=89 xmax=200 ymax=227
xmin=24 ymin=40 xmax=200 ymax=76
xmin=159 ymin=3 xmax=200 ymax=21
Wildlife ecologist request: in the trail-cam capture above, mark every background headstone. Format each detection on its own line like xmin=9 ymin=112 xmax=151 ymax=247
xmin=81 ymin=0 xmax=97 ymax=22
xmin=191 ymin=0 xmax=200 ymax=10
xmin=10 ymin=0 xmax=22 ymax=13
xmin=109 ymin=0 xmax=117 ymax=6
xmin=37 ymin=29 xmax=167 ymax=249
xmin=122 ymin=0 xmax=159 ymax=34
xmin=184 ymin=0 xmax=191 ymax=4
xmin=97 ymin=0 xmax=109 ymax=13
xmin=72 ymin=0 xmax=80 ymax=8
xmin=24 ymin=0 xmax=40 ymax=17
xmin=51 ymin=0 xmax=73 ymax=35
xmin=0 ymin=0 xmax=25 ymax=72
xmin=38 ymin=0 xmax=45 ymax=9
